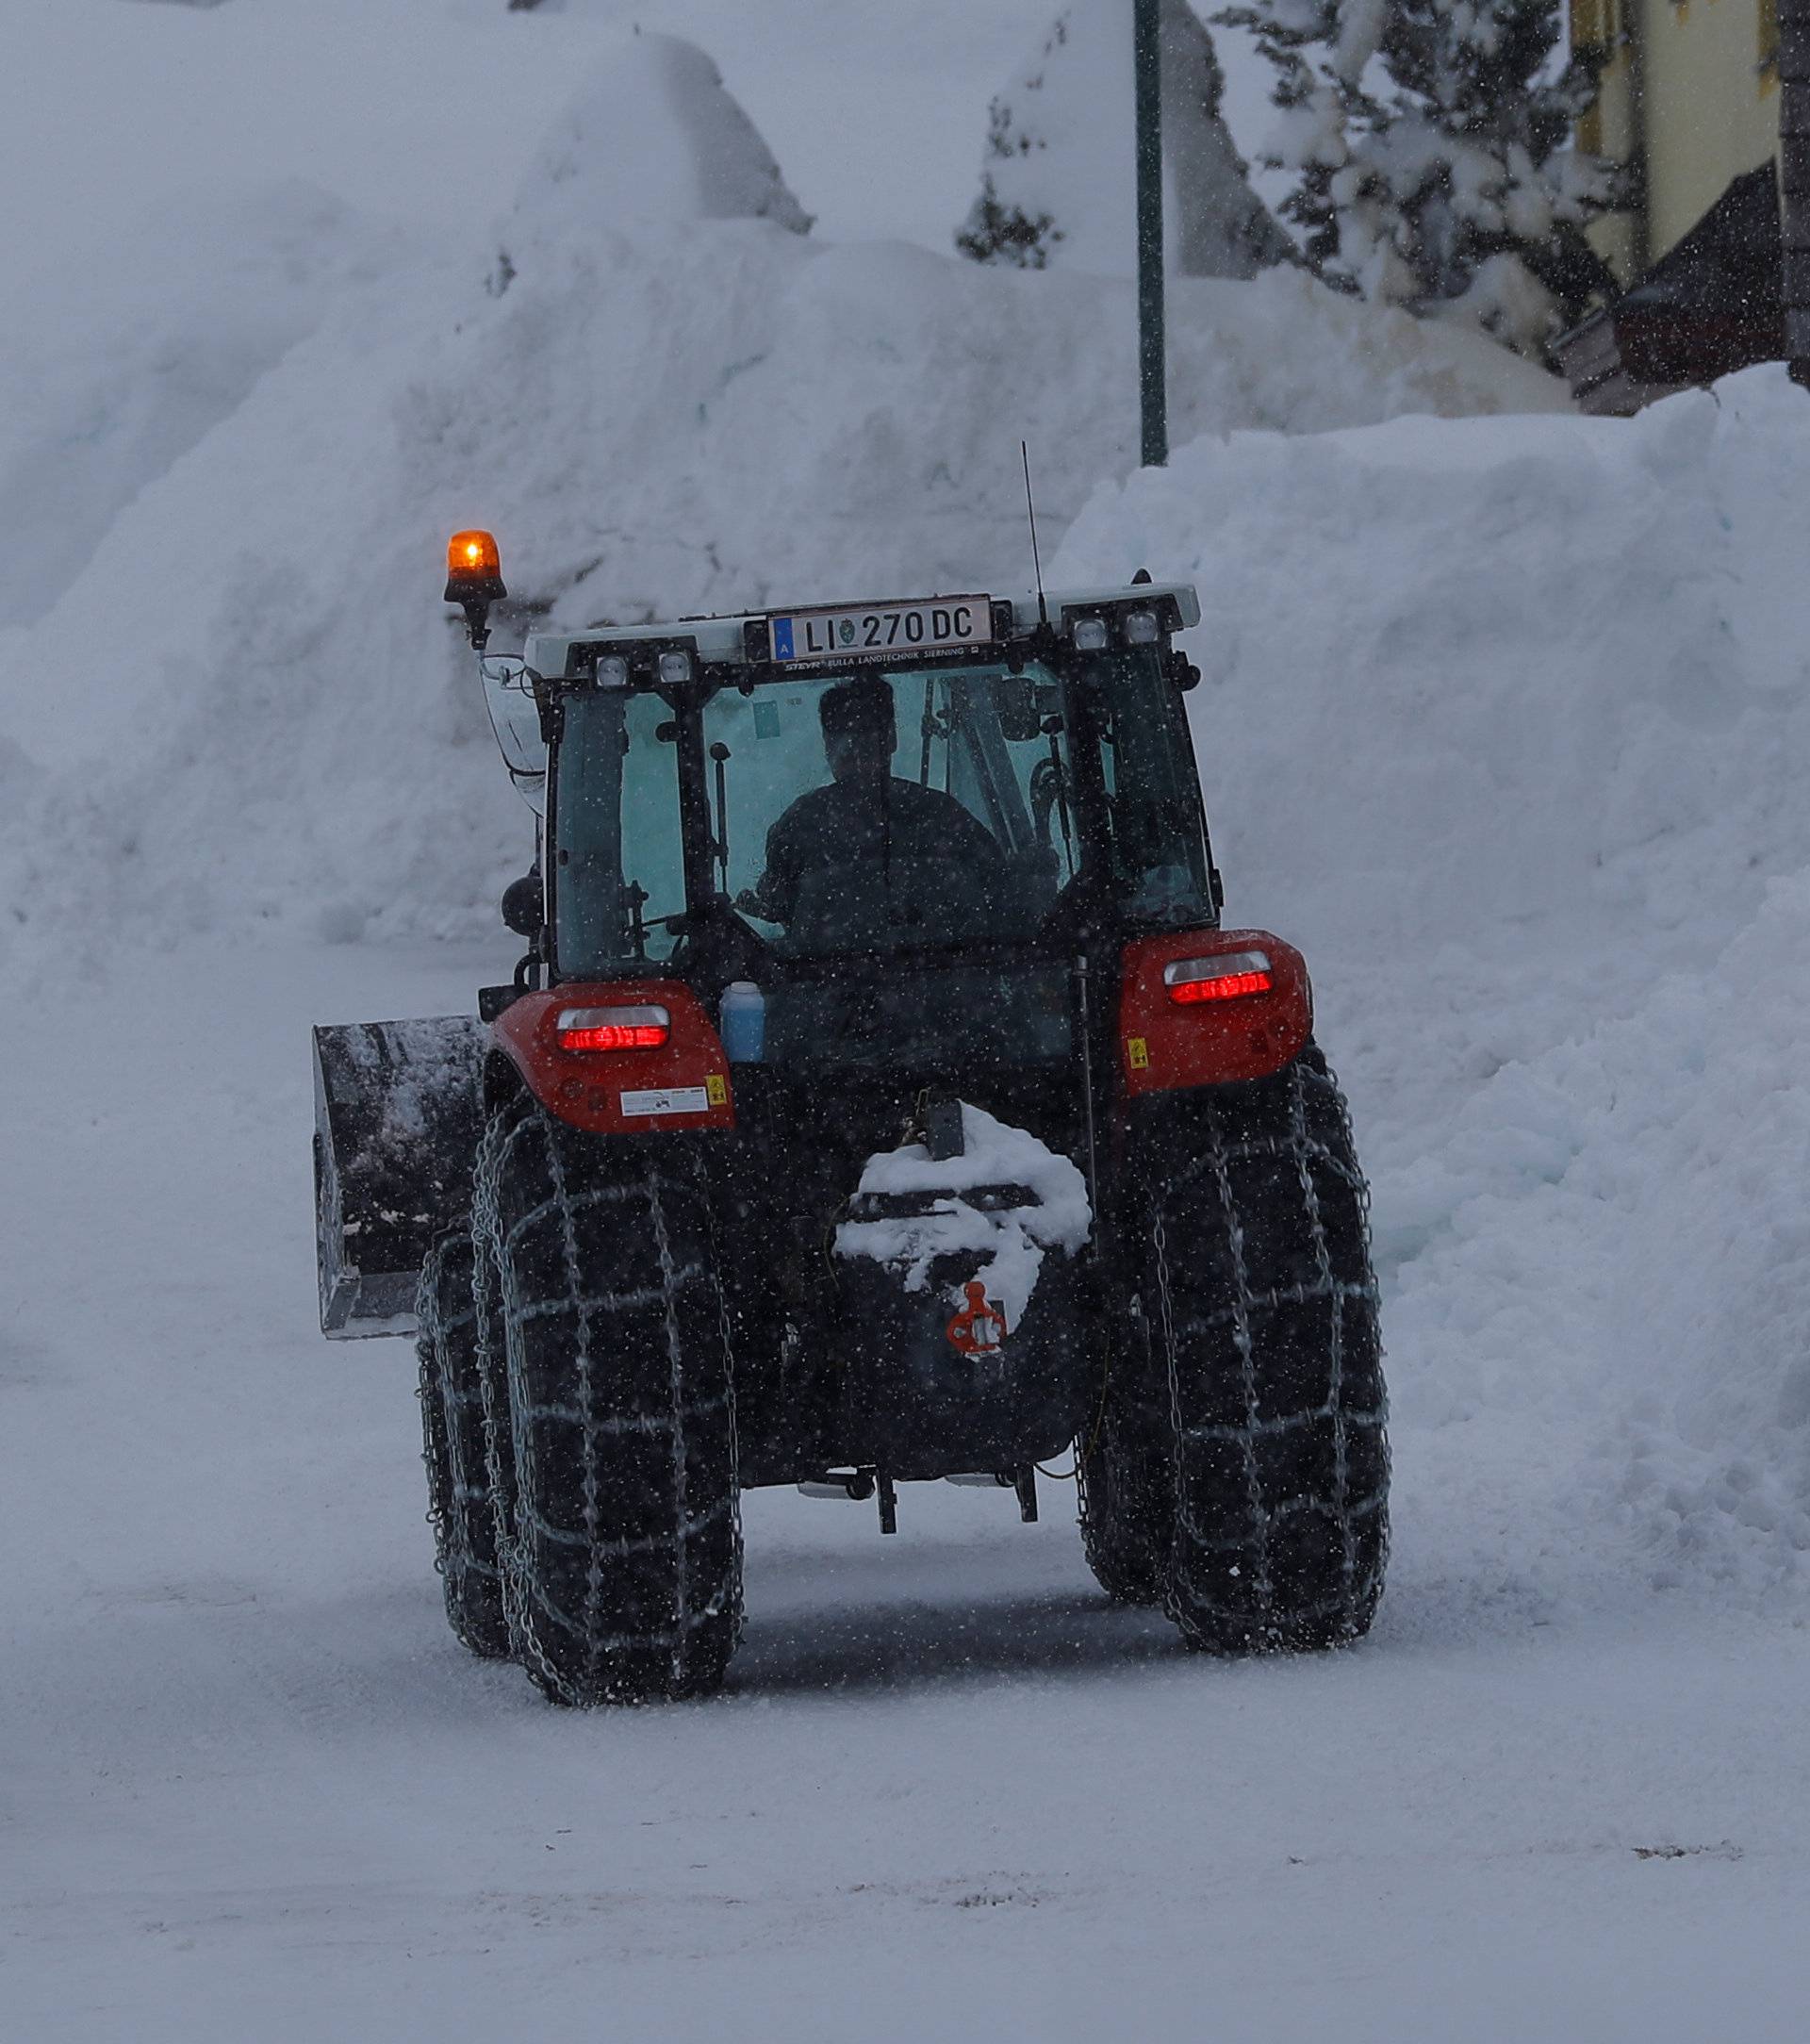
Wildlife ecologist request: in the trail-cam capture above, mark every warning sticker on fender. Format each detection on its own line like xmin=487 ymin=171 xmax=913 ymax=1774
xmin=620 ymin=1085 xmax=711 ymax=1118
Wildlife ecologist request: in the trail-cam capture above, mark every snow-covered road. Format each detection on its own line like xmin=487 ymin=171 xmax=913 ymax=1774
xmin=6 ymin=941 xmax=1807 ymax=2040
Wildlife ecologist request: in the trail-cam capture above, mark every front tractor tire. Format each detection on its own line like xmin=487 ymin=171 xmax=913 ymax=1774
xmin=477 ymin=1094 xmax=742 ymax=1706
xmin=417 ymin=1228 xmax=512 ymax=1658
xmin=1083 ymin=1046 xmax=1389 ymax=1653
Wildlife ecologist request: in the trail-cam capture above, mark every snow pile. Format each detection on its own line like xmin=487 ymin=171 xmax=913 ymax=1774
xmin=495 ymin=29 xmax=811 ymax=272
xmin=957 ymin=0 xmax=1290 ymax=278
xmin=0 ymin=179 xmax=413 ymax=628
xmin=834 ymin=1104 xmax=1092 ymax=1327
xmin=0 ymin=32 xmax=1555 ymax=963
xmin=1385 ymin=879 xmax=1810 ymax=1587
xmin=1055 ymin=365 xmax=1810 ymax=1595
xmin=2 ymin=0 xmax=1285 ymax=274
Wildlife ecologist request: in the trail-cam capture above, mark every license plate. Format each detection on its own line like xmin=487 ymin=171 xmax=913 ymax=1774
xmin=768 ymin=597 xmax=992 ymax=664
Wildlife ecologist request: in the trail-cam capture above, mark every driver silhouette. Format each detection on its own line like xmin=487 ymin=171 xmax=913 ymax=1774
xmin=737 ymin=678 xmax=1002 ymax=932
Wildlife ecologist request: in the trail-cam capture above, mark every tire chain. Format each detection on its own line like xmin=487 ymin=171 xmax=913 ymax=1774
xmin=695 ymin=1148 xmax=747 ymax=1651
xmin=415 ymin=1251 xmax=452 ymax=1570
xmin=416 ymin=1226 xmax=515 ymax=1656
xmin=1150 ymin=1054 xmax=1387 ymax=1646
xmin=475 ymin=1097 xmax=742 ymax=1705
xmin=471 ymin=1097 xmax=542 ymax=1679
xmin=476 ymin=1096 xmax=579 ymax=1703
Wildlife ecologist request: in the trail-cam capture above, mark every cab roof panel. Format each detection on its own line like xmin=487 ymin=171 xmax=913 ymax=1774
xmin=525 ymin=584 xmax=1200 ymax=678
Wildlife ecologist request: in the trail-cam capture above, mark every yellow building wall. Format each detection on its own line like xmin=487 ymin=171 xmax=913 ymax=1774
xmin=1639 ymin=0 xmax=1778 ymax=256
xmin=1575 ymin=0 xmax=1779 ymax=282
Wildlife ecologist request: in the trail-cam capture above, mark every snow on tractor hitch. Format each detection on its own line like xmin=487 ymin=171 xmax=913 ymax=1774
xmin=310 ymin=534 xmax=1389 ymax=1704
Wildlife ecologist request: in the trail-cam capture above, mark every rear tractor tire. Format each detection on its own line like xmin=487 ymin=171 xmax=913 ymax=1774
xmin=1082 ymin=1046 xmax=1389 ymax=1653
xmin=417 ymin=1228 xmax=512 ymax=1658
xmin=477 ymin=1094 xmax=742 ymax=1706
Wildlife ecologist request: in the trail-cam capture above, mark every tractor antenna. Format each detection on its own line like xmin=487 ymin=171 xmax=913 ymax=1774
xmin=1022 ymin=441 xmax=1048 ymax=629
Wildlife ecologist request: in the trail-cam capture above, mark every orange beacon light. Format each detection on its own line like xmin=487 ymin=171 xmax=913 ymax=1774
xmin=445 ymin=530 xmax=507 ymax=650
xmin=445 ymin=529 xmax=506 ymax=603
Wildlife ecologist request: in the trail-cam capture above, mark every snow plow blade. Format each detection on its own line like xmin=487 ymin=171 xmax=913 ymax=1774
xmin=312 ymin=1017 xmax=486 ymax=1340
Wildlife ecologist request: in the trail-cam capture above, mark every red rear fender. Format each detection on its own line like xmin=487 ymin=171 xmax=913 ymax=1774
xmin=1117 ymin=929 xmax=1312 ymax=1096
xmin=492 ymin=981 xmax=735 ymax=1137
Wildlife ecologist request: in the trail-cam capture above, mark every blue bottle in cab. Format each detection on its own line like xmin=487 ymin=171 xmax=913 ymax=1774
xmin=718 ymin=981 xmax=765 ymax=1063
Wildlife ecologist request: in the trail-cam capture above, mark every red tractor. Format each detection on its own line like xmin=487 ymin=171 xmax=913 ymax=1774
xmin=311 ymin=534 xmax=1388 ymax=1705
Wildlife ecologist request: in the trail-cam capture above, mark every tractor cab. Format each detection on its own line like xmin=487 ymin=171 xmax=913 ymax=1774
xmin=516 ymin=585 xmax=1217 ymax=1077
xmin=467 ymin=584 xmax=1235 ymax=1493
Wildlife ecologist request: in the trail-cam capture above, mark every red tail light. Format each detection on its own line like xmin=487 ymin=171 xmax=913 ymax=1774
xmin=1163 ymin=950 xmax=1274 ymax=1003
xmin=1119 ymin=931 xmax=1311 ymax=1095
xmin=555 ymin=1004 xmax=670 ymax=1051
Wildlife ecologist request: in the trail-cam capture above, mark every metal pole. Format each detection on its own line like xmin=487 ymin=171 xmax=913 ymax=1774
xmin=1781 ymin=0 xmax=1810 ymax=387
xmin=1134 ymin=0 xmax=1168 ymax=465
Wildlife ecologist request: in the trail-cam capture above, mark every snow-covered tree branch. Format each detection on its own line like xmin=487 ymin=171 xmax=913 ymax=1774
xmin=1222 ymin=0 xmax=1623 ymax=356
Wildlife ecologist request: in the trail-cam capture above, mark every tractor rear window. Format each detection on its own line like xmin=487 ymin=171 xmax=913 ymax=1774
xmin=703 ymin=664 xmax=1078 ymax=958
xmin=551 ymin=650 xmax=1215 ymax=981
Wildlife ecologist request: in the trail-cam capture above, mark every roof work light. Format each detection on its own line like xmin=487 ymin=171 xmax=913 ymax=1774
xmin=445 ymin=529 xmax=507 ymax=650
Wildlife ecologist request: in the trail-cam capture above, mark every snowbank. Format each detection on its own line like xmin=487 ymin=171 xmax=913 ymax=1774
xmin=0 ymin=180 xmax=413 ymax=629
xmin=497 ymin=30 xmax=811 ymax=263
xmin=1057 ymin=382 xmax=1807 ymax=960
xmin=1055 ymin=366 xmax=1810 ymax=1595
xmin=0 ymin=59 xmax=1554 ymax=959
